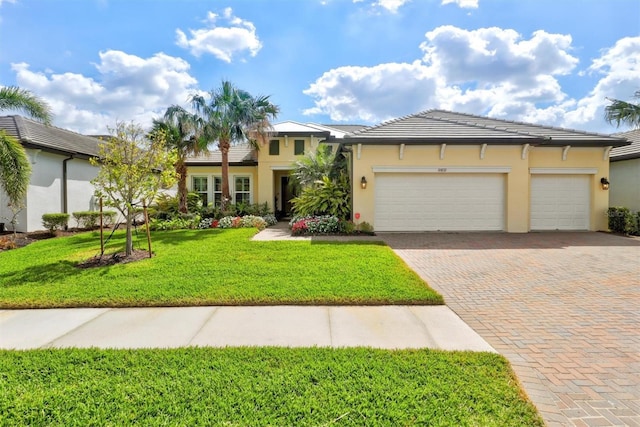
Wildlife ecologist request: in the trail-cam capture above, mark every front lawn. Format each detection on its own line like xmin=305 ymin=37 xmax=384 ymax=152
xmin=0 ymin=228 xmax=443 ymax=308
xmin=0 ymin=347 xmax=542 ymax=426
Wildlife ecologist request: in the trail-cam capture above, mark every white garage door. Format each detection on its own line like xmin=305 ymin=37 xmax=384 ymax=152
xmin=530 ymin=174 xmax=590 ymax=230
xmin=374 ymin=173 xmax=505 ymax=231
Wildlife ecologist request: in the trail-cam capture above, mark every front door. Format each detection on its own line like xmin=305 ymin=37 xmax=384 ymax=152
xmin=281 ymin=176 xmax=297 ymax=218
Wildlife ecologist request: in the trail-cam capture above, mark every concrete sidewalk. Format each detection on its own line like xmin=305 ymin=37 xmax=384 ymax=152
xmin=0 ymin=305 xmax=495 ymax=352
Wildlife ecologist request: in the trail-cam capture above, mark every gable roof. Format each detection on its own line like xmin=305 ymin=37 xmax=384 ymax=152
xmin=344 ymin=110 xmax=629 ymax=147
xmin=610 ymin=129 xmax=640 ymax=161
xmin=0 ymin=115 xmax=102 ymax=158
xmin=185 ymin=144 xmax=258 ymax=166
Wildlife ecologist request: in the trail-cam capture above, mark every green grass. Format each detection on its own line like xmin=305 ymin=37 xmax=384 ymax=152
xmin=0 ymin=228 xmax=443 ymax=308
xmin=0 ymin=347 xmax=543 ymax=426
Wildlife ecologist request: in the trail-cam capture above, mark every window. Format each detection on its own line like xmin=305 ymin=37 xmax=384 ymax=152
xmin=213 ymin=176 xmax=222 ymax=207
xmin=269 ymin=139 xmax=280 ymax=155
xmin=294 ymin=139 xmax=305 ymax=155
xmin=234 ymin=177 xmax=251 ymax=204
xmin=192 ymin=176 xmax=208 ymax=206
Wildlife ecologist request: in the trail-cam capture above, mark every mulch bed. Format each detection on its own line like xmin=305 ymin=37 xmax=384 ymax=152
xmin=1 ymin=228 xmax=152 ymax=267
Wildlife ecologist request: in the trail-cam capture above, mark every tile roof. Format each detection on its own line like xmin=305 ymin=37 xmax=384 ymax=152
xmin=610 ymin=129 xmax=640 ymax=161
xmin=345 ymin=110 xmax=629 ymax=147
xmin=0 ymin=115 xmax=102 ymax=157
xmin=186 ymin=144 xmax=257 ymax=165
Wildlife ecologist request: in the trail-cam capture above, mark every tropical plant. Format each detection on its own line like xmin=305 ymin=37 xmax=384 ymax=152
xmin=291 ymin=174 xmax=351 ymax=220
xmin=289 ymin=145 xmax=338 ymax=189
xmin=0 ymin=86 xmax=52 ymax=235
xmin=90 ymin=122 xmax=178 ymax=256
xmin=189 ymin=80 xmax=279 ymax=210
xmin=605 ymin=90 xmax=640 ymax=129
xmin=150 ymin=106 xmax=204 ymax=213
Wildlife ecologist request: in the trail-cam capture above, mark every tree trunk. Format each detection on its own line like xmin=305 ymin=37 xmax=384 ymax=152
xmin=125 ymin=209 xmax=133 ymax=257
xmin=220 ymin=140 xmax=231 ymax=211
xmin=176 ymin=159 xmax=188 ymax=213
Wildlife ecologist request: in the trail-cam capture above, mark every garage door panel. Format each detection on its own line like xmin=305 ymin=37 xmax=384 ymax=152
xmin=530 ymin=175 xmax=590 ymax=230
xmin=374 ymin=173 xmax=505 ymax=231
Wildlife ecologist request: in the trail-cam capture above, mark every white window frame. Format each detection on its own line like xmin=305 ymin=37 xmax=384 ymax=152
xmin=233 ymin=175 xmax=252 ymax=204
xmin=213 ymin=176 xmax=223 ymax=207
xmin=191 ymin=176 xmax=209 ymax=206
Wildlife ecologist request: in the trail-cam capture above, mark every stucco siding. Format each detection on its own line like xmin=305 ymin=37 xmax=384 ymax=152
xmin=352 ymin=144 xmax=610 ymax=233
xmin=610 ymin=159 xmax=640 ymax=211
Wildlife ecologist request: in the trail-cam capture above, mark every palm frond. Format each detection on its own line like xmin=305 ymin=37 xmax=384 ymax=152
xmin=0 ymin=86 xmax=53 ymax=124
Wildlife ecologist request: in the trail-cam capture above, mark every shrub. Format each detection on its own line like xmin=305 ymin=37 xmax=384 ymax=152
xmin=42 ymin=213 xmax=70 ymax=233
xmin=0 ymin=236 xmax=16 ymax=250
xmin=290 ymin=215 xmax=344 ymax=235
xmin=262 ymin=214 xmax=278 ymax=226
xmin=148 ymin=215 xmax=201 ymax=231
xmin=72 ymin=211 xmax=117 ymax=229
xmin=607 ymin=207 xmax=636 ymax=234
xmin=291 ymin=175 xmax=351 ymax=220
xmin=358 ymin=221 xmax=375 ymax=234
xmin=241 ymin=215 xmax=267 ymax=230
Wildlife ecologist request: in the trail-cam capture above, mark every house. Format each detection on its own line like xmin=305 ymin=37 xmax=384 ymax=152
xmin=0 ymin=115 xmax=102 ymax=232
xmin=186 ymin=111 xmax=628 ymax=233
xmin=186 ymin=121 xmax=354 ymax=217
xmin=609 ymin=129 xmax=640 ymax=211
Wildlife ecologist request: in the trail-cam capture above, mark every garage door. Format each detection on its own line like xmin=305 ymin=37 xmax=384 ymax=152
xmin=374 ymin=173 xmax=505 ymax=231
xmin=530 ymin=174 xmax=590 ymax=230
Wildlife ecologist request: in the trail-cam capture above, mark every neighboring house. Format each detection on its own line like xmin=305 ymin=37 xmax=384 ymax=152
xmin=609 ymin=129 xmax=640 ymax=211
xmin=186 ymin=111 xmax=628 ymax=233
xmin=0 ymin=115 xmax=102 ymax=232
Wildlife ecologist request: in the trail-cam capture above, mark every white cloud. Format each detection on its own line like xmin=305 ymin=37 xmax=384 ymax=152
xmin=563 ymin=36 xmax=640 ymax=131
xmin=374 ymin=0 xmax=410 ymax=13
xmin=175 ymin=8 xmax=262 ymax=62
xmin=304 ymin=26 xmax=579 ymax=124
xmin=303 ymin=61 xmax=439 ymax=122
xmin=11 ymin=50 xmax=198 ymax=134
xmin=441 ymin=0 xmax=478 ymax=8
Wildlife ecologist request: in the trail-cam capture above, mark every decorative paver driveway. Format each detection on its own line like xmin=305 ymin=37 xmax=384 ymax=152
xmin=381 ymin=232 xmax=640 ymax=427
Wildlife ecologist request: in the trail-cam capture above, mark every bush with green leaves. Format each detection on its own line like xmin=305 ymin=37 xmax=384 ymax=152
xmin=291 ymin=174 xmax=351 ymax=220
xmin=148 ymin=214 xmax=201 ymax=231
xmin=290 ymin=215 xmax=345 ymax=236
xmin=72 ymin=211 xmax=117 ymax=229
xmin=151 ymin=192 xmax=202 ymax=220
xmin=262 ymin=214 xmax=278 ymax=226
xmin=607 ymin=207 xmax=638 ymax=235
xmin=42 ymin=213 xmax=70 ymax=232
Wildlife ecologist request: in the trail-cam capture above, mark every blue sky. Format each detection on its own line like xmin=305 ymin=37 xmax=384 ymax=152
xmin=1 ymin=0 xmax=638 ymax=135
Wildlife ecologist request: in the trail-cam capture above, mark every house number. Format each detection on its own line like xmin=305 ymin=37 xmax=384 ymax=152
xmin=437 ymin=168 xmax=447 ymax=173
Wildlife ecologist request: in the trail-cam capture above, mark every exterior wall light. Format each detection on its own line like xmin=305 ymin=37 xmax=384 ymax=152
xmin=360 ymin=176 xmax=368 ymax=189
xmin=600 ymin=177 xmax=610 ymax=190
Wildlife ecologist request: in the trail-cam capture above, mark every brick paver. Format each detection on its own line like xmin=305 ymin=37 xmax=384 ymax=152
xmin=381 ymin=232 xmax=640 ymax=427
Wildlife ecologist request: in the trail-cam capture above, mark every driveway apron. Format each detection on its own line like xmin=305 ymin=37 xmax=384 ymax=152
xmin=381 ymin=232 xmax=640 ymax=427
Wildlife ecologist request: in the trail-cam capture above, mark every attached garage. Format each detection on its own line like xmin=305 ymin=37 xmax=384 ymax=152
xmin=374 ymin=172 xmax=506 ymax=231
xmin=530 ymin=174 xmax=590 ymax=230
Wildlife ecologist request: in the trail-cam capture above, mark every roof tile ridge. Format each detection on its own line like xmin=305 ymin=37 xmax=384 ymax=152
xmin=19 ymin=115 xmax=103 ymax=142
xmin=12 ymin=115 xmax=33 ymax=142
xmin=348 ymin=110 xmax=431 ymax=136
xmin=420 ymin=110 xmax=539 ymax=138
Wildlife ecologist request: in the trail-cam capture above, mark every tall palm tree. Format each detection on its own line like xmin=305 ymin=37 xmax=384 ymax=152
xmin=189 ymin=81 xmax=279 ymax=210
xmin=150 ymin=106 xmax=204 ymax=213
xmin=0 ymin=86 xmax=52 ymax=214
xmin=605 ymin=90 xmax=640 ymax=129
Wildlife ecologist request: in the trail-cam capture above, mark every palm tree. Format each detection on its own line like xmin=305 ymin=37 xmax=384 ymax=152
xmin=150 ymin=106 xmax=204 ymax=213
xmin=0 ymin=87 xmax=52 ymax=226
xmin=0 ymin=86 xmax=52 ymax=124
xmin=189 ymin=80 xmax=279 ymax=210
xmin=605 ymin=90 xmax=640 ymax=129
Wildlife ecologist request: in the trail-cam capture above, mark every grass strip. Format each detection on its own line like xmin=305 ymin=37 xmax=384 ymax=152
xmin=0 ymin=347 xmax=542 ymax=426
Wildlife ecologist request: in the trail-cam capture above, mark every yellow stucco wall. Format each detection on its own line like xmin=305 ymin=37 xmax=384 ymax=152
xmin=256 ymin=136 xmax=324 ymax=210
xmin=352 ymin=144 xmax=610 ymax=232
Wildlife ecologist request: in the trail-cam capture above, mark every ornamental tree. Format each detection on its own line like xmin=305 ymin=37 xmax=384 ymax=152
xmin=90 ymin=122 xmax=178 ymax=256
